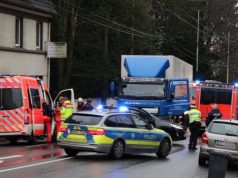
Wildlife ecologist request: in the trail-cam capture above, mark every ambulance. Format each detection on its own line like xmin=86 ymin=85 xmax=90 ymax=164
xmin=0 ymin=75 xmax=75 ymax=144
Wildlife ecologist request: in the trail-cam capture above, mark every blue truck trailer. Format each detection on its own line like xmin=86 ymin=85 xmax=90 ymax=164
xmin=117 ymin=55 xmax=192 ymax=120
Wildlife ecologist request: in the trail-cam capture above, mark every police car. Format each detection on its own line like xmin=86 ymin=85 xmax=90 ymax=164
xmin=57 ymin=106 xmax=172 ymax=159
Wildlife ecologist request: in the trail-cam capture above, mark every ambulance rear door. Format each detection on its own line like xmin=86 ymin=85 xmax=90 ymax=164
xmin=0 ymin=76 xmax=25 ymax=134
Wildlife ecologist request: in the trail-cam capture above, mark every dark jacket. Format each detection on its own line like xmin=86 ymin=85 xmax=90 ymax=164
xmin=206 ymin=109 xmax=222 ymax=127
xmin=42 ymin=102 xmax=53 ymax=118
xmin=80 ymin=103 xmax=94 ymax=111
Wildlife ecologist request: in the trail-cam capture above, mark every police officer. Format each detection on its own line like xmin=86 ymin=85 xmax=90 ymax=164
xmin=188 ymin=104 xmax=201 ymax=150
xmin=206 ymin=104 xmax=222 ymax=127
xmin=60 ymin=97 xmax=74 ymax=121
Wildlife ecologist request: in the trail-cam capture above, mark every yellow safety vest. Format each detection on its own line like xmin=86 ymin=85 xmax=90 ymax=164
xmin=61 ymin=100 xmax=74 ymax=120
xmin=188 ymin=109 xmax=201 ymax=123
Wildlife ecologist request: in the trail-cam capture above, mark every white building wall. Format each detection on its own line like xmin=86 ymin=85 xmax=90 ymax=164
xmin=0 ymin=13 xmax=15 ymax=47
xmin=0 ymin=51 xmax=48 ymax=80
xmin=0 ymin=12 xmax=50 ymax=83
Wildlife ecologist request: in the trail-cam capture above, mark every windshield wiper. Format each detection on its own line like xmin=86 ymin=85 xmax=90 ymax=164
xmin=225 ymin=133 xmax=238 ymax=137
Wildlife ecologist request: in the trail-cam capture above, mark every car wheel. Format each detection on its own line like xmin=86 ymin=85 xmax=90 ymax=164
xmin=198 ymin=155 xmax=207 ymax=166
xmin=64 ymin=148 xmax=79 ymax=156
xmin=156 ymin=138 xmax=171 ymax=158
xmin=110 ymin=140 xmax=125 ymax=159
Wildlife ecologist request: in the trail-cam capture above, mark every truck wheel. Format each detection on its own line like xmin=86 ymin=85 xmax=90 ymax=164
xmin=198 ymin=155 xmax=207 ymax=166
xmin=156 ymin=138 xmax=171 ymax=158
xmin=110 ymin=140 xmax=125 ymax=159
xmin=64 ymin=148 xmax=79 ymax=156
xmin=28 ymin=132 xmax=37 ymax=145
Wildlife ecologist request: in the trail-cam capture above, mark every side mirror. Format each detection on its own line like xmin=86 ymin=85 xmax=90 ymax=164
xmin=146 ymin=124 xmax=153 ymax=130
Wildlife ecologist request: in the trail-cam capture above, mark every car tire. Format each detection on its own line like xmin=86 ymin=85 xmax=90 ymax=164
xmin=110 ymin=140 xmax=125 ymax=159
xmin=198 ymin=155 xmax=207 ymax=166
xmin=64 ymin=148 xmax=79 ymax=156
xmin=156 ymin=138 xmax=171 ymax=158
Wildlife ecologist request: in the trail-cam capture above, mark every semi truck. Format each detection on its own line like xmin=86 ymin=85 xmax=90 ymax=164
xmin=117 ymin=55 xmax=193 ymax=120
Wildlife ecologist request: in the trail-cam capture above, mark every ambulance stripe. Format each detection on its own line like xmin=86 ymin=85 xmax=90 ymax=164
xmin=1 ymin=120 xmax=14 ymax=132
xmin=0 ymin=79 xmax=6 ymax=83
xmin=13 ymin=77 xmax=20 ymax=83
xmin=1 ymin=126 xmax=9 ymax=132
xmin=9 ymin=110 xmax=24 ymax=125
xmin=2 ymin=112 xmax=21 ymax=131
xmin=17 ymin=108 xmax=25 ymax=119
xmin=6 ymin=78 xmax=13 ymax=83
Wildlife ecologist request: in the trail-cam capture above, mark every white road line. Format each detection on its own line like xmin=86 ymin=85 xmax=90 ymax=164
xmin=0 ymin=157 xmax=73 ymax=173
xmin=0 ymin=155 xmax=24 ymax=160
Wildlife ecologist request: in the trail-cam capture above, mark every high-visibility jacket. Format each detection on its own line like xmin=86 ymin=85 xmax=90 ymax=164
xmin=188 ymin=109 xmax=201 ymax=124
xmin=61 ymin=100 xmax=74 ymax=120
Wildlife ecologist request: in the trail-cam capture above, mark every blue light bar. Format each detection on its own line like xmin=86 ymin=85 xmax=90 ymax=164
xmin=96 ymin=105 xmax=103 ymax=110
xmin=119 ymin=106 xmax=129 ymax=112
xmin=195 ymin=80 xmax=200 ymax=85
xmin=234 ymin=83 xmax=238 ymax=88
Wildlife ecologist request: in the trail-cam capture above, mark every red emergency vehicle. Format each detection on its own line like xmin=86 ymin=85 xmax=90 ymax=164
xmin=0 ymin=75 xmax=75 ymax=144
xmin=192 ymin=81 xmax=238 ymax=132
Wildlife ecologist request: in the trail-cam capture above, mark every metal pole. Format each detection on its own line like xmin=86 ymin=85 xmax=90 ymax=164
xmin=227 ymin=31 xmax=230 ymax=83
xmin=196 ymin=10 xmax=200 ymax=73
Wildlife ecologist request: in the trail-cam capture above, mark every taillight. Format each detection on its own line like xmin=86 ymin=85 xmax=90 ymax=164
xmin=59 ymin=127 xmax=67 ymax=132
xmin=24 ymin=109 xmax=30 ymax=125
xmin=202 ymin=133 xmax=208 ymax=144
xmin=88 ymin=128 xmax=106 ymax=135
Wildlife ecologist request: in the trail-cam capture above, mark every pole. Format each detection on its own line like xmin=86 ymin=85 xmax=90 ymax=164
xmin=227 ymin=31 xmax=230 ymax=83
xmin=196 ymin=10 xmax=200 ymax=73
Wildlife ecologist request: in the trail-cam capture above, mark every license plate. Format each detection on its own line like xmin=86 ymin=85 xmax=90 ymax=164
xmin=215 ymin=140 xmax=225 ymax=146
xmin=70 ymin=130 xmax=85 ymax=135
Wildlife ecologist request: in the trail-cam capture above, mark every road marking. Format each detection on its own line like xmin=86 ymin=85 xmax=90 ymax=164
xmin=0 ymin=157 xmax=73 ymax=173
xmin=0 ymin=155 xmax=24 ymax=160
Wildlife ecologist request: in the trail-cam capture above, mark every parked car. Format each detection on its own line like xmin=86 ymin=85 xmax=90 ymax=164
xmin=57 ymin=106 xmax=172 ymax=159
xmin=128 ymin=108 xmax=186 ymax=141
xmin=199 ymin=119 xmax=238 ymax=166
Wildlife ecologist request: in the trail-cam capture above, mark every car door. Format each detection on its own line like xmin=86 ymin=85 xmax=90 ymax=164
xmin=167 ymin=79 xmax=190 ymax=116
xmin=54 ymin=89 xmax=75 ymax=111
xmin=131 ymin=114 xmax=158 ymax=151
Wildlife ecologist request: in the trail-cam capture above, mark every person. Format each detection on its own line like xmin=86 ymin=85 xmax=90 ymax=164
xmin=81 ymin=98 xmax=94 ymax=111
xmin=60 ymin=97 xmax=74 ymax=121
xmin=206 ymin=104 xmax=222 ymax=127
xmin=188 ymin=104 xmax=201 ymax=150
xmin=77 ymin=97 xmax=84 ymax=111
xmin=42 ymin=99 xmax=53 ymax=142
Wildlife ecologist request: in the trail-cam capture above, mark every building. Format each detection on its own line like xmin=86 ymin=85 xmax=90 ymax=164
xmin=0 ymin=0 xmax=55 ymax=84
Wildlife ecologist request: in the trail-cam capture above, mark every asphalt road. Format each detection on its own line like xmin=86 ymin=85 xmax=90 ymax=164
xmin=0 ymin=139 xmax=237 ymax=178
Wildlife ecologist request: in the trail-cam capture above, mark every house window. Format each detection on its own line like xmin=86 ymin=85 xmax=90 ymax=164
xmin=36 ymin=22 xmax=43 ymax=49
xmin=15 ymin=17 xmax=23 ymax=47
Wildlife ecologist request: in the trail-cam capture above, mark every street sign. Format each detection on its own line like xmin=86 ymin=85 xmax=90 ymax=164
xmin=47 ymin=42 xmax=67 ymax=58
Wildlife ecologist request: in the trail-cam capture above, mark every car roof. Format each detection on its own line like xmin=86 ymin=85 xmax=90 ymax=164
xmin=74 ymin=109 xmax=132 ymax=117
xmin=213 ymin=119 xmax=238 ymax=124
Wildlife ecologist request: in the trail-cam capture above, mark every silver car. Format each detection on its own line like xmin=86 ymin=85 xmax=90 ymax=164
xmin=199 ymin=119 xmax=238 ymax=166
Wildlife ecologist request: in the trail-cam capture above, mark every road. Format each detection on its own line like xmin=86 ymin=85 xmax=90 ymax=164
xmin=0 ymin=139 xmax=237 ymax=178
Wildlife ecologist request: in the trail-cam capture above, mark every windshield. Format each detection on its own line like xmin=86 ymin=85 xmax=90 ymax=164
xmin=0 ymin=88 xmax=23 ymax=110
xmin=65 ymin=114 xmax=103 ymax=125
xmin=209 ymin=122 xmax=238 ymax=136
xmin=120 ymin=83 xmax=165 ymax=98
xmin=200 ymin=87 xmax=232 ymax=104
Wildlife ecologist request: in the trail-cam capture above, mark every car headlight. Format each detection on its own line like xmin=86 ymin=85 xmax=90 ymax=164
xmin=170 ymin=124 xmax=183 ymax=130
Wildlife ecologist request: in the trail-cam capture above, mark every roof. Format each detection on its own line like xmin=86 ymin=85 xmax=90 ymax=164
xmin=0 ymin=0 xmax=56 ymax=17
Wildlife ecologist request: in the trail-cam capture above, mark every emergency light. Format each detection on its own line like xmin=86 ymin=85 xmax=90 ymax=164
xmin=119 ymin=106 xmax=129 ymax=112
xmin=96 ymin=105 xmax=103 ymax=110
xmin=234 ymin=83 xmax=238 ymax=88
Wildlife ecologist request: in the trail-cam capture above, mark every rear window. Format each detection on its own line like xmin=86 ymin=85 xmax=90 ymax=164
xmin=209 ymin=122 xmax=238 ymax=136
xmin=0 ymin=88 xmax=23 ymax=110
xmin=64 ymin=114 xmax=103 ymax=125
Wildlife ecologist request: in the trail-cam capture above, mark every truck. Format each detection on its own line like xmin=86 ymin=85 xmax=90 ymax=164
xmin=192 ymin=80 xmax=238 ymax=133
xmin=117 ymin=55 xmax=193 ymax=120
